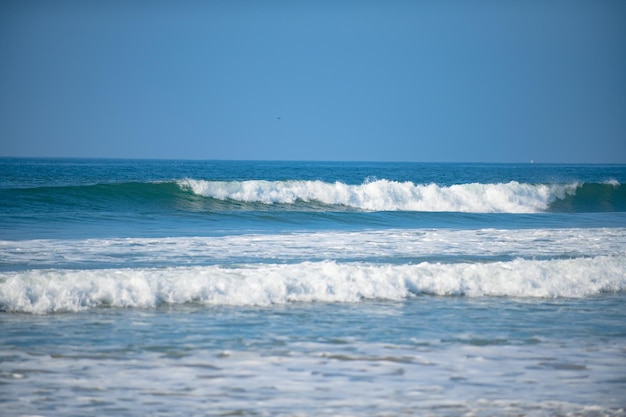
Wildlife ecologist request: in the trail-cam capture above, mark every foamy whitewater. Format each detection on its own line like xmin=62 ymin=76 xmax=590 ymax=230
xmin=178 ymin=178 xmax=580 ymax=212
xmin=1 ymin=159 xmax=625 ymax=416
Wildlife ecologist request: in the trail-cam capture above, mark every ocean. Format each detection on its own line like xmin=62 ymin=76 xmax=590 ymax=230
xmin=1 ymin=158 xmax=625 ymax=417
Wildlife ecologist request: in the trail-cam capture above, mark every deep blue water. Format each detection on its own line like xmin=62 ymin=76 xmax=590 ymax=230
xmin=1 ymin=159 xmax=625 ymax=416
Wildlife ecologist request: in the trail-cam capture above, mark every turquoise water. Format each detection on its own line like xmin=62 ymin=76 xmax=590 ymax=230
xmin=1 ymin=159 xmax=625 ymax=416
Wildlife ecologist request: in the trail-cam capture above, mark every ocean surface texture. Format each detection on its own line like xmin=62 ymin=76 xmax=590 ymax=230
xmin=1 ymin=159 xmax=625 ymax=417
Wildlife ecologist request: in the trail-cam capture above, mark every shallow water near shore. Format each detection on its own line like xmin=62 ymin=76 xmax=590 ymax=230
xmin=2 ymin=296 xmax=625 ymax=416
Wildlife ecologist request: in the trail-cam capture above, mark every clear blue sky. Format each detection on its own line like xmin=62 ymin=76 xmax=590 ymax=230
xmin=1 ymin=0 xmax=625 ymax=162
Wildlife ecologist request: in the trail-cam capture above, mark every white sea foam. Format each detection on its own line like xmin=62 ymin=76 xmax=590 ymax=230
xmin=2 ymin=228 xmax=624 ymax=268
xmin=1 ymin=256 xmax=624 ymax=313
xmin=178 ymin=179 xmax=579 ymax=213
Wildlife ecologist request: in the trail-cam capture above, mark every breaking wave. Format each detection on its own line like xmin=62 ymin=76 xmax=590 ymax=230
xmin=4 ymin=179 xmax=624 ymax=214
xmin=179 ymin=179 xmax=625 ymax=213
xmin=1 ymin=256 xmax=624 ymax=313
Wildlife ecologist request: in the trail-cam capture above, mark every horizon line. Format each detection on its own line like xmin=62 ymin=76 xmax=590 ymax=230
xmin=1 ymin=156 xmax=625 ymax=165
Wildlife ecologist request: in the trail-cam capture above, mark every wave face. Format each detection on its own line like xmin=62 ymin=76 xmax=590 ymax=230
xmin=1 ymin=256 xmax=624 ymax=313
xmin=180 ymin=179 xmax=626 ymax=213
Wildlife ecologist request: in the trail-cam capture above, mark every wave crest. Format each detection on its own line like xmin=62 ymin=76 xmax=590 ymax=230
xmin=2 ymin=256 xmax=624 ymax=313
xmin=178 ymin=179 xmax=580 ymax=213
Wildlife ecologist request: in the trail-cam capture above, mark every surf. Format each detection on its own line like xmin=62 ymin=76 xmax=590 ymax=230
xmin=3 ymin=177 xmax=625 ymax=216
xmin=2 ymin=255 xmax=624 ymax=313
xmin=179 ymin=179 xmax=598 ymax=213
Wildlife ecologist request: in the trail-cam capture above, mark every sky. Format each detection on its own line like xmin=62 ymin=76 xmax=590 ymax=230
xmin=1 ymin=0 xmax=625 ymax=163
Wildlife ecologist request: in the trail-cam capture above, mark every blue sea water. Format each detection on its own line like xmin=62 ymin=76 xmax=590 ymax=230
xmin=1 ymin=158 xmax=625 ymax=416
